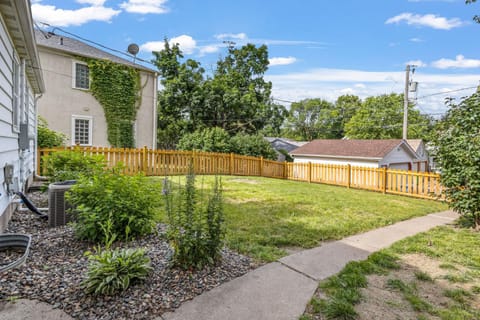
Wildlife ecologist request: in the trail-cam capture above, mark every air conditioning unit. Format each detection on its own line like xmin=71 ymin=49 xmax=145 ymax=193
xmin=48 ymin=180 xmax=76 ymax=227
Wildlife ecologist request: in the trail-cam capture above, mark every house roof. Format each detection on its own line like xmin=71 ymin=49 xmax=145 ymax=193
xmin=265 ymin=137 xmax=307 ymax=147
xmin=0 ymin=0 xmax=44 ymax=93
xmin=34 ymin=29 xmax=156 ymax=73
xmin=291 ymin=139 xmax=407 ymax=159
xmin=406 ymin=139 xmax=423 ymax=152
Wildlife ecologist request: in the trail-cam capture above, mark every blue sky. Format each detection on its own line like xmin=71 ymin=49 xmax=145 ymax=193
xmin=32 ymin=0 xmax=480 ymax=115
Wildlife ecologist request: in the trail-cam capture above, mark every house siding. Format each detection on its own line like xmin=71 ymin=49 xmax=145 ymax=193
xmin=0 ymin=12 xmax=37 ymax=231
xmin=37 ymin=48 xmax=157 ymax=149
xmin=293 ymin=156 xmax=379 ymax=168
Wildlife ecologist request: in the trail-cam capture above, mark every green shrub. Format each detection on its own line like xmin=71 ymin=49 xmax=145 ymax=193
xmin=37 ymin=117 xmax=65 ymax=148
xmin=177 ymin=127 xmax=231 ymax=153
xmin=165 ymin=166 xmax=225 ymax=269
xmin=67 ymin=167 xmax=159 ymax=242
xmin=230 ymin=133 xmax=277 ymax=160
xmin=43 ymin=150 xmax=105 ymax=182
xmin=82 ymin=247 xmax=152 ymax=295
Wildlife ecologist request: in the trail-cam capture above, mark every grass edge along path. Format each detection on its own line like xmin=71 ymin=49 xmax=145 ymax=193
xmin=301 ymin=225 xmax=480 ymax=320
xmin=152 ymin=176 xmax=447 ymax=262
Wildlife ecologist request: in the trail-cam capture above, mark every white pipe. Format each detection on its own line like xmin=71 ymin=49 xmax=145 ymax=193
xmin=152 ymin=72 xmax=158 ymax=150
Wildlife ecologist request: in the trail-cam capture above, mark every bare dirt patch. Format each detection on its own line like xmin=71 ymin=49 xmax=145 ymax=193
xmin=354 ymin=254 xmax=480 ymax=320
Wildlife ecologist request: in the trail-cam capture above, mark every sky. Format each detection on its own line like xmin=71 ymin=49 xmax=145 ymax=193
xmin=31 ymin=0 xmax=480 ymax=115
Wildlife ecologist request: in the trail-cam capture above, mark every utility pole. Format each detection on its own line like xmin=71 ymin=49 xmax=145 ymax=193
xmin=403 ymin=65 xmax=410 ymax=140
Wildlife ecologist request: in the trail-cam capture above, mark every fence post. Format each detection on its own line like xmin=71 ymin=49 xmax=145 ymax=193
xmin=347 ymin=164 xmax=351 ymax=188
xmin=230 ymin=152 xmax=234 ymax=175
xmin=259 ymin=157 xmax=264 ymax=177
xmin=192 ymin=150 xmax=196 ymax=174
xmin=308 ymin=162 xmax=312 ymax=183
xmin=382 ymin=168 xmax=387 ymax=194
xmin=36 ymin=148 xmax=41 ymax=175
xmin=283 ymin=161 xmax=287 ymax=179
xmin=142 ymin=146 xmax=148 ymax=175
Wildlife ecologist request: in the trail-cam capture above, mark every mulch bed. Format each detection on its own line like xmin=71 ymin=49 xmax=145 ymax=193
xmin=0 ymin=191 xmax=256 ymax=320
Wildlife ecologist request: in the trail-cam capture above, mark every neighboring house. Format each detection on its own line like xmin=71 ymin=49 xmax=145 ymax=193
xmin=265 ymin=137 xmax=307 ymax=162
xmin=35 ymin=30 xmax=158 ymax=149
xmin=0 ymin=0 xmax=45 ymax=231
xmin=406 ymin=139 xmax=429 ymax=172
xmin=291 ymin=139 xmax=425 ymax=171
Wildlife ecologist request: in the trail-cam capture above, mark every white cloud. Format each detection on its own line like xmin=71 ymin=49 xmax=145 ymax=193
xmin=199 ymin=45 xmax=220 ymax=56
xmin=76 ymin=0 xmax=106 ymax=5
xmin=385 ymin=12 xmax=464 ymax=30
xmin=406 ymin=60 xmax=427 ymax=67
xmin=431 ymin=55 xmax=480 ymax=69
xmin=140 ymin=35 xmax=197 ymax=54
xmin=32 ymin=3 xmax=120 ymax=27
xmin=269 ymin=56 xmax=297 ymax=66
xmin=266 ymin=68 xmax=479 ymax=114
xmin=215 ymin=33 xmax=247 ymax=40
xmin=410 ymin=37 xmax=423 ymax=42
xmin=120 ymin=0 xmax=168 ymax=14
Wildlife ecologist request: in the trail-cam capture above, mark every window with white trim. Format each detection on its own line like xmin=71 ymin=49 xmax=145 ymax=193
xmin=12 ymin=59 xmax=20 ymax=130
xmin=71 ymin=115 xmax=92 ymax=145
xmin=73 ymin=62 xmax=89 ymax=89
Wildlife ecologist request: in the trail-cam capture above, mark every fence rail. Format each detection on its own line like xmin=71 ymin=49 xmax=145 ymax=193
xmin=38 ymin=146 xmax=443 ymax=200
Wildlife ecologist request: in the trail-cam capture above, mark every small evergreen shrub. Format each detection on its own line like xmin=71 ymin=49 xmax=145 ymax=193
xmin=67 ymin=166 xmax=159 ymax=242
xmin=82 ymin=247 xmax=152 ymax=295
xmin=43 ymin=150 xmax=105 ymax=182
xmin=164 ymin=166 xmax=225 ymax=269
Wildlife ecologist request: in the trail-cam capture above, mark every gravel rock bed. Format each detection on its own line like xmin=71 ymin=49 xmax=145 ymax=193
xmin=0 ymin=191 xmax=257 ymax=319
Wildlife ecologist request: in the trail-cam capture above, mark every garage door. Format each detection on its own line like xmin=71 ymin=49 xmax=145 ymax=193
xmin=389 ymin=163 xmax=410 ymax=171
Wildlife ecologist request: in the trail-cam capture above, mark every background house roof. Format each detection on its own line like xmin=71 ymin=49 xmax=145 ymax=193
xmin=406 ymin=139 xmax=422 ymax=153
xmin=291 ymin=139 xmax=406 ymax=159
xmin=34 ymin=29 xmax=156 ymax=73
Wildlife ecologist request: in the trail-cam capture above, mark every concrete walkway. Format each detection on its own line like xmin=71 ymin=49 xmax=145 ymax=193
xmin=160 ymin=210 xmax=458 ymax=320
xmin=0 ymin=211 xmax=457 ymax=320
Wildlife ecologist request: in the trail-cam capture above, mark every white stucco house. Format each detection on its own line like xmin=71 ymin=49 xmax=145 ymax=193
xmin=0 ymin=0 xmax=45 ymax=231
xmin=35 ymin=30 xmax=158 ymax=149
xmin=291 ymin=139 xmax=426 ymax=171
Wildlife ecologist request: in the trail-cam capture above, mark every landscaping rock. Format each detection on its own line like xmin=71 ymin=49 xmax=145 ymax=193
xmin=0 ymin=192 xmax=256 ymax=320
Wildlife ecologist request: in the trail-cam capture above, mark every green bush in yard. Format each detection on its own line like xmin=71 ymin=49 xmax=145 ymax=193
xmin=37 ymin=116 xmax=65 ymax=148
xmin=432 ymin=92 xmax=480 ymax=229
xmin=67 ymin=166 xmax=159 ymax=242
xmin=43 ymin=150 xmax=105 ymax=182
xmin=164 ymin=165 xmax=225 ymax=269
xmin=82 ymin=247 xmax=152 ymax=295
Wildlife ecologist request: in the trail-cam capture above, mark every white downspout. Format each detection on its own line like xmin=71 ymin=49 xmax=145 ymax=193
xmin=18 ymin=59 xmax=26 ymax=186
xmin=152 ymin=72 xmax=158 ymax=150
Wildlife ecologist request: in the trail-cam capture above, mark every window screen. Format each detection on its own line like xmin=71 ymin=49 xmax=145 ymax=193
xmin=75 ymin=63 xmax=89 ymax=89
xmin=74 ymin=118 xmax=90 ymax=145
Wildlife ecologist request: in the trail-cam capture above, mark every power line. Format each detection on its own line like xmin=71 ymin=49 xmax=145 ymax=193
xmin=36 ymin=22 xmax=156 ymax=67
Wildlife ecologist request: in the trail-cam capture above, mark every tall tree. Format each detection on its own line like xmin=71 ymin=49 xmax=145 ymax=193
xmin=199 ymin=44 xmax=280 ymax=134
xmin=433 ymin=92 xmax=480 ymax=229
xmin=344 ymin=93 xmax=433 ymax=139
xmin=334 ymin=94 xmax=362 ymax=138
xmin=152 ymin=39 xmax=205 ymax=149
xmin=284 ymin=98 xmax=337 ymax=141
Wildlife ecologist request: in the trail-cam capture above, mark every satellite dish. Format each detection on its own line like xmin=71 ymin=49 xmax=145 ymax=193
xmin=127 ymin=43 xmax=139 ymax=56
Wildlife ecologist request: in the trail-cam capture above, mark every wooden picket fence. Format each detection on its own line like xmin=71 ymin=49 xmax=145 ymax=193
xmin=37 ymin=146 xmax=443 ymax=200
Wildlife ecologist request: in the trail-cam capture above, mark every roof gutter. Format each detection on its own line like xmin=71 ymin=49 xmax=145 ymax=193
xmin=14 ymin=0 xmax=45 ymax=93
xmin=291 ymin=154 xmax=383 ymax=161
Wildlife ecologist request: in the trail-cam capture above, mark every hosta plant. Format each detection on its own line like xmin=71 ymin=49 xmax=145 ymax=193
xmin=82 ymin=247 xmax=152 ymax=295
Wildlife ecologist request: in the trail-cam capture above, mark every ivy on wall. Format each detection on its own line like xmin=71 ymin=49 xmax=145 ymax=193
xmin=86 ymin=59 xmax=141 ymax=148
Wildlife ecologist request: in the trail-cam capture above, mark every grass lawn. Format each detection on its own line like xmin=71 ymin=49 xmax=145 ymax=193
xmin=302 ymin=225 xmax=480 ymax=320
xmin=153 ymin=175 xmax=447 ymax=262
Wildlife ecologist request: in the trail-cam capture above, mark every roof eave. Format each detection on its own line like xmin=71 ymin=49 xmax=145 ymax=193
xmin=291 ymin=154 xmax=383 ymax=161
xmin=1 ymin=0 xmax=45 ymax=93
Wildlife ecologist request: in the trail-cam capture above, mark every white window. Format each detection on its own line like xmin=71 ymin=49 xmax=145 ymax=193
xmin=71 ymin=115 xmax=92 ymax=146
xmin=12 ymin=59 xmax=20 ymax=131
xmin=72 ymin=61 xmax=89 ymax=89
